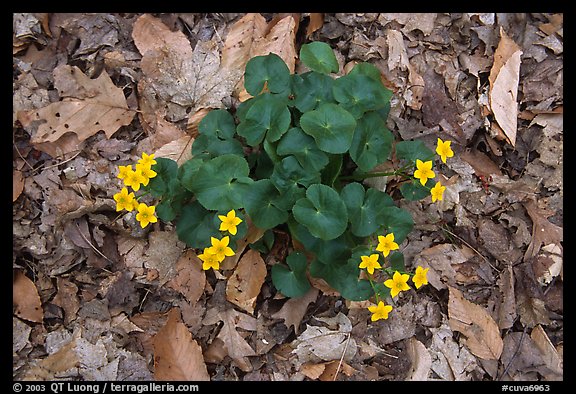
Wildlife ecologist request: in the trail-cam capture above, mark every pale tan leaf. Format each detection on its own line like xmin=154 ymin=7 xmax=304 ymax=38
xmin=299 ymin=362 xmax=326 ymax=380
xmin=318 ymin=360 xmax=356 ymax=381
xmin=186 ymin=108 xmax=212 ymax=138
xmin=530 ymin=324 xmax=563 ymax=378
xmin=523 ymin=199 xmax=563 ymax=260
xmin=254 ymin=16 xmax=296 ymax=73
xmin=19 ymin=65 xmax=135 ymax=156
xmin=489 ymin=27 xmax=522 ymax=147
xmin=272 ymin=287 xmax=319 ymax=334
xmin=221 ymin=13 xmax=268 ymax=71
xmin=306 ymin=13 xmax=324 ymax=38
xmin=143 ymin=231 xmax=185 ymax=286
xmin=52 ymin=277 xmax=80 ymax=326
xmin=406 ymin=337 xmax=431 ymax=381
xmin=13 ymin=270 xmax=43 ymax=323
xmin=153 ymin=308 xmax=210 ymax=381
xmin=132 ymin=14 xmax=193 ymax=60
xmin=497 ymin=264 xmax=516 ymax=330
xmin=166 ymin=250 xmax=206 ymax=305
xmin=448 ymin=286 xmax=503 ymax=360
xmin=413 ymin=243 xmax=475 ymax=290
xmin=226 ymin=249 xmax=267 ymax=314
xmin=154 ymin=135 xmax=194 ymax=166
xmin=13 ymin=170 xmax=24 ymax=202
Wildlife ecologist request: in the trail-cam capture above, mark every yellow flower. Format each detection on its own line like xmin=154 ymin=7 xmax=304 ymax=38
xmin=413 ymin=159 xmax=435 ymax=186
xmin=359 ymin=254 xmax=382 ymax=275
xmin=218 ymin=210 xmax=243 ymax=235
xmin=123 ymin=168 xmax=146 ymax=191
xmin=135 ymin=203 xmax=157 ymax=228
xmin=436 ymin=138 xmax=454 ymax=164
xmin=136 ymin=163 xmax=157 ymax=187
xmin=368 ymin=301 xmax=393 ymax=322
xmin=376 ymin=233 xmax=399 ymax=257
xmin=430 ymin=182 xmax=446 ymax=203
xmin=117 ymin=165 xmax=132 ymax=180
xmin=138 ymin=152 xmax=157 ymax=168
xmin=113 ymin=187 xmax=136 ymax=212
xmin=198 ymin=249 xmax=220 ymax=271
xmin=412 ymin=266 xmax=429 ymax=289
xmin=206 ymin=236 xmax=235 ymax=262
xmin=384 ymin=271 xmax=411 ymax=298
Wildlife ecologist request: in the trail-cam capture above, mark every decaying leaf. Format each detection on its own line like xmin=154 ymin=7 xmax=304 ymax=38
xmin=13 ymin=170 xmax=25 ymax=202
xmin=13 ymin=270 xmax=43 ymax=323
xmin=167 ymin=250 xmax=206 ymax=306
xmin=226 ymin=249 xmax=267 ymax=314
xmin=448 ymin=286 xmax=503 ymax=360
xmin=413 ymin=243 xmax=475 ymax=290
xmin=428 ymin=322 xmax=480 ymax=380
xmin=142 ymin=230 xmax=185 ymax=286
xmin=52 ymin=277 xmax=80 ymax=326
xmin=153 ymin=308 xmax=210 ymax=381
xmin=221 ymin=13 xmax=268 ymax=72
xmin=406 ymin=337 xmax=432 ymax=381
xmin=19 ymin=65 xmax=135 ymax=157
xmin=154 ymin=135 xmax=194 ymax=166
xmin=271 ymin=287 xmax=319 ymax=334
xmin=489 ymin=27 xmax=522 ymax=147
xmin=523 ymin=199 xmax=563 ymax=260
xmin=306 ymin=13 xmax=324 ymax=38
xmin=530 ymin=325 xmax=563 ymax=379
xmin=13 ymin=317 xmax=32 ymax=354
xmin=496 ymin=264 xmax=517 ymax=330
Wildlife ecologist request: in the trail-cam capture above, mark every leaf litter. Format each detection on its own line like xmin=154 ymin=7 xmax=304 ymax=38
xmin=13 ymin=12 xmax=562 ymax=381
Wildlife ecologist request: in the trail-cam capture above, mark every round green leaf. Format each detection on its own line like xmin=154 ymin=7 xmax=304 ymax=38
xmin=293 ymin=71 xmax=335 ymax=112
xmin=400 ymin=180 xmax=431 ymax=201
xmin=198 ymin=109 xmax=236 ymax=139
xmin=333 ymin=73 xmax=392 ymax=118
xmin=348 ymin=62 xmax=382 ymax=81
xmin=244 ymin=53 xmax=291 ymax=96
xmin=293 ymin=184 xmax=348 ymax=240
xmin=189 ymin=154 xmax=252 ymax=211
xmin=395 ymin=140 xmax=435 ymax=163
xmin=341 ymin=182 xmax=394 ymax=237
xmin=243 ymin=179 xmax=289 ymax=230
xmin=148 ymin=158 xmax=178 ymax=197
xmin=277 ymin=127 xmax=329 ymax=172
xmin=179 ymin=157 xmax=206 ymax=192
xmin=299 ymin=42 xmax=339 ymax=74
xmin=380 ymin=205 xmax=414 ymax=244
xmin=176 ymin=201 xmax=221 ymax=249
xmin=192 ymin=134 xmax=244 ymax=157
xmin=349 ymin=111 xmax=394 ymax=171
xmin=271 ymin=252 xmax=311 ymax=298
xmin=271 ymin=156 xmax=321 ymax=192
xmin=300 ymin=103 xmax=356 ymax=154
xmin=236 ymin=93 xmax=291 ymax=146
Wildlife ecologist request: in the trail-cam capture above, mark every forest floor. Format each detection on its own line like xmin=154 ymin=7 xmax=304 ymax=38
xmin=13 ymin=13 xmax=563 ymax=382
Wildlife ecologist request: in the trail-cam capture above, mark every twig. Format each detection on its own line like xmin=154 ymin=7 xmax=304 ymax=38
xmin=75 ymin=221 xmax=114 ymax=268
xmin=333 ymin=332 xmax=351 ymax=381
xmin=40 ymin=150 xmax=82 ymax=171
xmin=441 ymin=224 xmax=499 ymax=272
xmin=498 ymin=325 xmax=527 ymax=380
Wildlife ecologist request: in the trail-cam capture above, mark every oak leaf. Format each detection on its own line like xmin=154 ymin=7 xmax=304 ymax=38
xmin=271 ymin=287 xmax=318 ymax=334
xmin=226 ymin=249 xmax=267 ymax=314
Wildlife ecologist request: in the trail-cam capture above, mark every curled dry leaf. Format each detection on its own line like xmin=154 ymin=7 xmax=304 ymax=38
xmin=153 ymin=308 xmax=210 ymax=381
xmin=489 ymin=27 xmax=522 ymax=147
xmin=13 ymin=270 xmax=44 ymax=323
xmin=448 ymin=286 xmax=503 ymax=360
xmin=19 ymin=65 xmax=135 ymax=157
xmin=166 ymin=250 xmax=206 ymax=306
xmin=13 ymin=170 xmax=25 ymax=202
xmin=226 ymin=249 xmax=267 ymax=314
xmin=406 ymin=337 xmax=432 ymax=381
xmin=271 ymin=287 xmax=319 ymax=334
xmin=523 ymin=199 xmax=563 ymax=260
xmin=153 ymin=135 xmax=194 ymax=166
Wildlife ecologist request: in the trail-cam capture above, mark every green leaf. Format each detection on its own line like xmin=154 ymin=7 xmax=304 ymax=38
xmin=389 ymin=251 xmax=405 ymax=272
xmin=395 ymin=140 xmax=435 ymax=163
xmin=288 ymin=218 xmax=351 ymax=263
xmin=244 ymin=53 xmax=291 ymax=96
xmin=333 ymin=73 xmax=392 ymax=118
xmin=189 ymin=154 xmax=253 ymax=211
xmin=236 ymin=93 xmax=291 ymax=146
xmin=348 ymin=62 xmax=382 ymax=81
xmin=148 ymin=158 xmax=178 ymax=197
xmin=271 ymin=156 xmax=321 ymax=192
xmin=300 ymin=103 xmax=356 ymax=154
xmin=349 ymin=111 xmax=394 ymax=172
xmin=176 ymin=201 xmax=221 ymax=249
xmin=271 ymin=251 xmax=311 ymax=297
xmin=380 ymin=205 xmax=413 ymax=244
xmin=321 ymin=153 xmax=343 ymax=187
xmin=192 ymin=134 xmax=244 ymax=157
xmin=292 ymin=71 xmax=335 ymax=113
xmin=277 ymin=127 xmax=329 ymax=172
xmin=243 ymin=179 xmax=289 ymax=230
xmin=400 ymin=179 xmax=431 ymax=201
xmin=293 ymin=184 xmax=348 ymax=240
xmin=198 ymin=109 xmax=236 ymax=139
xmin=179 ymin=157 xmax=206 ymax=192
xmin=310 ymin=257 xmax=373 ymax=301
xmin=340 ymin=182 xmax=394 ymax=237
xmin=299 ymin=41 xmax=339 ymax=74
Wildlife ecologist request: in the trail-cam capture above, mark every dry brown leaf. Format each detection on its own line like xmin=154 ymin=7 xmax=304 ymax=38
xmin=299 ymin=362 xmax=326 ymax=380
xmin=52 ymin=277 xmax=80 ymax=326
xmin=13 ymin=170 xmax=25 ymax=202
xmin=306 ymin=13 xmax=324 ymax=38
xmin=413 ymin=243 xmax=475 ymax=290
xmin=448 ymin=286 xmax=503 ymax=360
xmin=133 ymin=14 xmax=239 ymax=121
xmin=153 ymin=308 xmax=210 ymax=381
xmin=406 ymin=337 xmax=432 ymax=381
xmin=143 ymin=230 xmax=184 ymax=286
xmin=221 ymin=13 xmax=268 ymax=72
xmin=271 ymin=287 xmax=318 ymax=334
xmin=154 ymin=135 xmax=194 ymax=166
xmin=219 ymin=217 xmax=265 ymax=271
xmin=523 ymin=199 xmax=563 ymax=260
xmin=166 ymin=250 xmax=206 ymax=306
xmin=489 ymin=27 xmax=522 ymax=147
xmin=19 ymin=65 xmax=135 ymax=157
xmin=13 ymin=270 xmax=43 ymax=323
xmin=226 ymin=249 xmax=267 ymax=314
xmin=497 ymin=264 xmax=517 ymax=330
xmin=460 ymin=149 xmax=503 ymax=178
xmin=318 ymin=360 xmax=356 ymax=381
xmin=530 ymin=325 xmax=563 ymax=379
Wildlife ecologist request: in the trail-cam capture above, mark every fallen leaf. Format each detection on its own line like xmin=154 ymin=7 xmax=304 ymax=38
xmin=428 ymin=322 xmax=480 ymax=380
xmin=13 ymin=170 xmax=25 ymax=202
xmin=143 ymin=230 xmax=184 ymax=286
xmin=318 ymin=359 xmax=356 ymax=381
xmin=271 ymin=287 xmax=319 ymax=334
xmin=448 ymin=286 xmax=503 ymax=360
xmin=19 ymin=65 xmax=135 ymax=157
xmin=533 ymin=243 xmax=562 ymax=286
xmin=413 ymin=243 xmax=475 ymax=290
xmin=154 ymin=135 xmax=194 ymax=166
xmin=221 ymin=13 xmax=268 ymax=72
xmin=52 ymin=277 xmax=80 ymax=326
xmin=220 ymin=217 xmax=265 ymax=270
xmin=500 ymin=331 xmax=553 ymax=380
xmin=523 ymin=199 xmax=563 ymax=260
xmin=530 ymin=325 xmax=563 ymax=379
xmin=496 ymin=264 xmax=517 ymax=330
xmin=299 ymin=362 xmax=326 ymax=380
xmin=167 ymin=250 xmax=206 ymax=306
xmin=13 ymin=270 xmax=43 ymax=323
xmin=460 ymin=149 xmax=502 ymax=178
xmin=202 ymin=308 xmax=257 ymax=372
xmin=133 ymin=14 xmax=239 ymax=121
xmin=13 ymin=317 xmax=32 ymax=354
xmin=488 ymin=27 xmax=522 ymax=147
xmin=153 ymin=308 xmax=210 ymax=381
xmin=306 ymin=13 xmax=324 ymax=38
xmin=406 ymin=337 xmax=431 ymax=381
xmin=226 ymin=249 xmax=267 ymax=314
